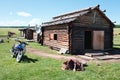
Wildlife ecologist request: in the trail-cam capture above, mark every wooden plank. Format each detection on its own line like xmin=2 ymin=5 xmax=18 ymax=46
xmin=96 ymin=55 xmax=120 ymax=60
xmin=58 ymin=48 xmax=69 ymax=54
xmin=77 ymin=55 xmax=94 ymax=60
xmin=85 ymin=53 xmax=104 ymax=57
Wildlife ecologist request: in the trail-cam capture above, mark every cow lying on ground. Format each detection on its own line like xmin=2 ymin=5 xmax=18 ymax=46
xmin=8 ymin=31 xmax=16 ymax=37
xmin=61 ymin=59 xmax=86 ymax=71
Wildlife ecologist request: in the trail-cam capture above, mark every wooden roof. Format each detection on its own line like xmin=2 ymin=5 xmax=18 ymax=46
xmin=19 ymin=27 xmax=36 ymax=31
xmin=42 ymin=5 xmax=114 ymax=27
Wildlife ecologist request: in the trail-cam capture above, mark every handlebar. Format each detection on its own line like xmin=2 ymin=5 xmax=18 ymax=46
xmin=15 ymin=39 xmax=28 ymax=45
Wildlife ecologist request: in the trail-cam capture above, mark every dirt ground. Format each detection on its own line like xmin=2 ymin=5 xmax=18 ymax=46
xmin=26 ymin=47 xmax=87 ymax=63
xmin=26 ymin=47 xmax=120 ymax=63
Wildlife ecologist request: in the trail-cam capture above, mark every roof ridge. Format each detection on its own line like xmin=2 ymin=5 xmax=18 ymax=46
xmin=53 ymin=5 xmax=99 ymax=19
xmin=43 ymin=16 xmax=77 ymax=24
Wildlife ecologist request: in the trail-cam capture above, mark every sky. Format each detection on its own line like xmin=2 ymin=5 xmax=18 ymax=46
xmin=0 ymin=0 xmax=119 ymax=26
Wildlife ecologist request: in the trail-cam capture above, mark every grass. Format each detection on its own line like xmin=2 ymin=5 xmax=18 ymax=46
xmin=114 ymin=28 xmax=120 ymax=35
xmin=0 ymin=28 xmax=120 ymax=80
xmin=0 ymin=28 xmax=19 ymax=35
xmin=113 ymin=28 xmax=120 ymax=48
xmin=28 ymin=42 xmax=58 ymax=54
xmin=1 ymin=40 xmax=120 ymax=80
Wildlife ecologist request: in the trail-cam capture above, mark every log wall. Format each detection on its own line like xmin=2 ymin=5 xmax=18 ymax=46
xmin=43 ymin=24 xmax=69 ymax=50
xmin=69 ymin=9 xmax=113 ymax=54
xmin=73 ymin=9 xmax=110 ymax=27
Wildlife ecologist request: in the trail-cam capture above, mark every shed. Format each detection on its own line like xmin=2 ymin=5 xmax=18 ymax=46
xmin=41 ymin=5 xmax=114 ymax=54
xmin=19 ymin=27 xmax=37 ymax=40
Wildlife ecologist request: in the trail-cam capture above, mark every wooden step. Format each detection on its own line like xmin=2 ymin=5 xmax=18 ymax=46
xmin=95 ymin=55 xmax=120 ymax=60
xmin=77 ymin=55 xmax=94 ymax=60
xmin=85 ymin=52 xmax=105 ymax=57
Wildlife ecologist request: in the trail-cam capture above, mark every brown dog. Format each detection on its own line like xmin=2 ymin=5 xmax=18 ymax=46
xmin=61 ymin=59 xmax=85 ymax=71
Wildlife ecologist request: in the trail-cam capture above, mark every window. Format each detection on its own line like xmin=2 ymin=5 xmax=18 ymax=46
xmin=54 ymin=34 xmax=57 ymax=40
xmin=49 ymin=34 xmax=54 ymax=40
xmin=49 ymin=34 xmax=57 ymax=40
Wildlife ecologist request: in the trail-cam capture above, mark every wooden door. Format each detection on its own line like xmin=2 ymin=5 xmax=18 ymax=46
xmin=93 ymin=31 xmax=104 ymax=50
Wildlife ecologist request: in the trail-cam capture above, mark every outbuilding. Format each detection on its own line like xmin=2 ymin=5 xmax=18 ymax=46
xmin=41 ymin=5 xmax=114 ymax=54
xmin=19 ymin=27 xmax=37 ymax=40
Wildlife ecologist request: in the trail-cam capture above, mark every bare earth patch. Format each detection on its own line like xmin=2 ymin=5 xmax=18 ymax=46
xmin=26 ymin=47 xmax=87 ymax=63
xmin=27 ymin=47 xmax=120 ymax=63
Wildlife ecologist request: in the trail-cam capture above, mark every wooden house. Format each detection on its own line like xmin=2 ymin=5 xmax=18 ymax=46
xmin=19 ymin=27 xmax=37 ymax=40
xmin=41 ymin=5 xmax=114 ymax=54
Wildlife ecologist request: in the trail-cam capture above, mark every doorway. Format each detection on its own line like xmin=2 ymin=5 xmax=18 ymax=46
xmin=84 ymin=31 xmax=92 ymax=49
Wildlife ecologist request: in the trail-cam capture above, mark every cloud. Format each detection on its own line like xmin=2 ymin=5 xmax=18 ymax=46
xmin=17 ymin=11 xmax=32 ymax=17
xmin=0 ymin=20 xmax=25 ymax=26
xmin=0 ymin=18 xmax=41 ymax=26
xmin=9 ymin=12 xmax=13 ymax=15
xmin=28 ymin=18 xmax=40 ymax=26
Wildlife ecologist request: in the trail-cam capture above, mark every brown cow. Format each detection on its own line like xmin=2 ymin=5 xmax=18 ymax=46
xmin=8 ymin=31 xmax=16 ymax=37
xmin=61 ymin=59 xmax=86 ymax=71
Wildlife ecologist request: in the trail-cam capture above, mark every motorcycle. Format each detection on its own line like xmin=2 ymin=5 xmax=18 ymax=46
xmin=10 ymin=39 xmax=28 ymax=62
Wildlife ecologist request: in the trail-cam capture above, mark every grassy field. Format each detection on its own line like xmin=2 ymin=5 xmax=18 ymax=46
xmin=0 ymin=28 xmax=20 ymax=35
xmin=113 ymin=28 xmax=120 ymax=48
xmin=0 ymin=39 xmax=120 ymax=80
xmin=0 ymin=28 xmax=120 ymax=80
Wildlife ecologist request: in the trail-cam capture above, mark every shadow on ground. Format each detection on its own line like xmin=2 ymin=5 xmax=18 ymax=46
xmin=107 ymin=48 xmax=120 ymax=55
xmin=21 ymin=55 xmax=38 ymax=63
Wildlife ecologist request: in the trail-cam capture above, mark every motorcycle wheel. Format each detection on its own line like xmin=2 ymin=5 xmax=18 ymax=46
xmin=16 ymin=51 xmax=23 ymax=62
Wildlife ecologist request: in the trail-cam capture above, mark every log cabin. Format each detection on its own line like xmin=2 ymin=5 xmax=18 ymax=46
xmin=19 ymin=27 xmax=37 ymax=40
xmin=41 ymin=5 xmax=114 ymax=54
